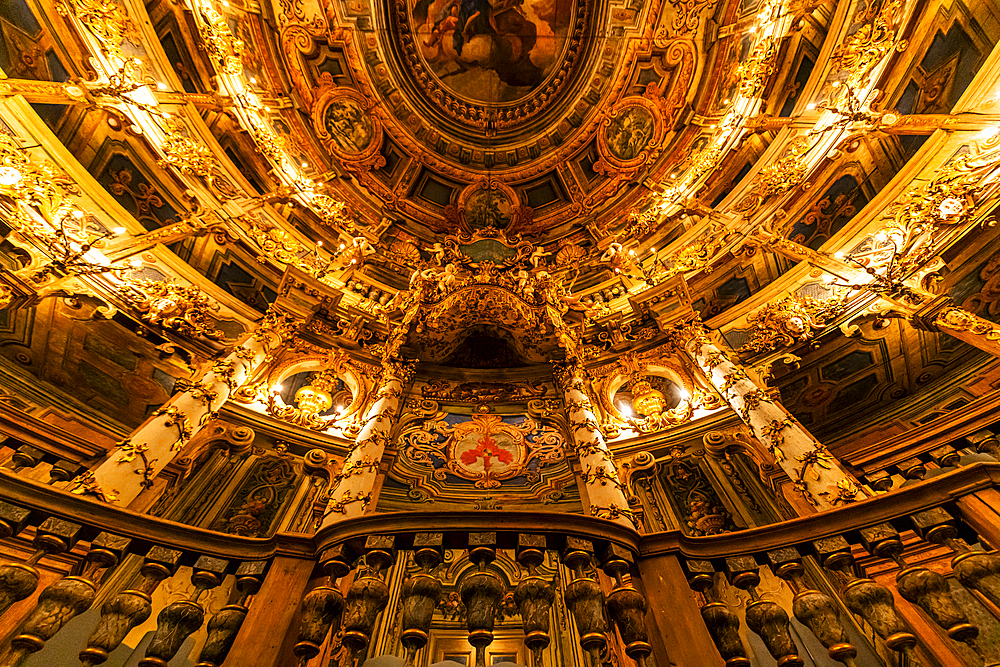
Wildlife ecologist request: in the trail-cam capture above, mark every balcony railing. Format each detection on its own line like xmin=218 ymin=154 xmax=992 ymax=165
xmin=0 ymin=464 xmax=997 ymax=666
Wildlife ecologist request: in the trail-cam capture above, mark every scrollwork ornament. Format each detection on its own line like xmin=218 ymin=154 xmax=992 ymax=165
xmin=934 ymin=307 xmax=1000 ymax=340
xmin=151 ymin=405 xmax=194 ymax=451
xmin=590 ymin=503 xmax=641 ymax=530
xmin=70 ymin=472 xmax=118 ymax=502
xmin=120 ymin=279 xmax=225 ymax=341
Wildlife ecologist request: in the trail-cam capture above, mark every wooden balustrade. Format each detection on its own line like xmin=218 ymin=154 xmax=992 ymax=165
xmin=0 ymin=464 xmax=996 ymax=665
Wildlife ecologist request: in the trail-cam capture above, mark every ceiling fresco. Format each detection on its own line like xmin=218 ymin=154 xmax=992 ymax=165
xmin=0 ymin=0 xmax=999 ymax=514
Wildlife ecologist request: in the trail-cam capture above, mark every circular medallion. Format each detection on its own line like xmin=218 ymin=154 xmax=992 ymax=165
xmin=315 ymin=89 xmax=382 ymax=160
xmin=458 ymin=181 xmax=519 ymax=231
xmin=597 ymin=96 xmax=664 ymax=168
xmin=389 ymin=0 xmax=590 ymax=131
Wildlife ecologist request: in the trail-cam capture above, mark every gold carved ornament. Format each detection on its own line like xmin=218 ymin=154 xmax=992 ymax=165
xmin=70 ymin=472 xmax=119 ymax=502
xmin=115 ymin=438 xmax=157 ymax=490
xmin=836 ymin=0 xmax=905 ymax=89
xmin=739 ymin=295 xmax=847 ymax=354
xmin=792 ymin=444 xmax=835 ymax=506
xmin=119 ymin=279 xmax=225 ymax=341
xmin=0 ymin=133 xmax=74 ymax=233
xmin=198 ymin=3 xmax=244 ymax=76
xmin=60 ymin=0 xmax=138 ymax=61
xmin=589 ymin=503 xmax=641 ymax=530
xmin=933 ymin=307 xmax=1000 ymax=340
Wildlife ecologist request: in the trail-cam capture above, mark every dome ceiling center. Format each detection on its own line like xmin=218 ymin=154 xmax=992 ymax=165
xmin=390 ymin=0 xmax=587 ymax=131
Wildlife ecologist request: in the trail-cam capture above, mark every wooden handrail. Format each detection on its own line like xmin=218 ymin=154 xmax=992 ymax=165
xmin=1 ymin=463 xmax=998 ymax=563
xmin=642 ymin=462 xmax=1000 ymax=558
xmin=0 ymin=470 xmax=315 ymax=560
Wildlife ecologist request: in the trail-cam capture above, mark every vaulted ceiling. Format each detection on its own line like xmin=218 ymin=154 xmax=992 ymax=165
xmin=0 ymin=0 xmax=999 ymax=464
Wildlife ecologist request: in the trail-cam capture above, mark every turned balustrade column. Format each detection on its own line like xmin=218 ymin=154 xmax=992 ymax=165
xmin=0 ymin=516 xmax=81 ymax=618
xmin=553 ymin=361 xmax=637 ymax=529
xmin=138 ymin=556 xmax=229 ymax=667
xmin=1 ymin=532 xmax=131 ymax=667
xmin=766 ymin=548 xmax=861 ymax=667
xmin=857 ymin=521 xmax=990 ymax=663
xmin=320 ymin=361 xmax=416 ymax=527
xmin=677 ymin=322 xmax=864 ymax=510
xmin=84 ymin=307 xmax=301 ymax=506
xmin=80 ymin=546 xmax=182 ymax=666
xmin=812 ymin=536 xmax=918 ymax=661
xmin=723 ymin=556 xmax=803 ymax=667
xmin=684 ymin=559 xmax=751 ymax=667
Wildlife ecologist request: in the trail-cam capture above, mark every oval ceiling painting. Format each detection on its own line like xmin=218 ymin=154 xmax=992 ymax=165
xmin=409 ymin=0 xmax=579 ymax=105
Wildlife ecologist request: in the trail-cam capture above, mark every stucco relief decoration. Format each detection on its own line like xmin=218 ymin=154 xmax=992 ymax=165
xmin=400 ymin=413 xmax=565 ymax=489
xmin=395 ymin=0 xmax=587 ymax=129
xmin=119 ymin=279 xmax=227 ymax=341
xmin=738 ymin=295 xmax=846 ymax=354
xmin=314 ymin=88 xmax=384 ymax=170
xmin=404 ymin=228 xmax=576 ymax=363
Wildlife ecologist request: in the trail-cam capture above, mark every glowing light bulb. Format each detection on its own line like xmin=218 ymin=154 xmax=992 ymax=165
xmin=806 ymin=103 xmax=816 ymax=110
xmin=650 ymin=247 xmax=656 ymax=254
xmin=274 ymin=384 xmax=284 ymax=392
xmin=834 ymin=251 xmax=844 ymax=258
xmin=113 ymin=226 xmax=127 ymax=235
xmin=317 ymin=240 xmax=323 ymax=247
xmin=0 ymin=167 xmax=22 ymax=186
xmin=130 ymin=258 xmax=143 ymax=268
xmin=72 ymin=209 xmax=85 ymax=219
xmin=250 ymin=77 xmax=257 ymax=84
xmin=618 ymin=402 xmax=633 ymax=417
xmin=156 ymin=82 xmax=167 ymax=91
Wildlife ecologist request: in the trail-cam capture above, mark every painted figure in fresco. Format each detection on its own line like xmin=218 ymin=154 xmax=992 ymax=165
xmin=324 ymin=99 xmax=373 ymax=153
xmin=467 ymin=191 xmax=509 ymax=230
xmin=606 ymin=107 xmax=654 ymax=161
xmin=424 ymin=0 xmax=459 ymax=47
xmin=413 ymin=0 xmax=546 ymax=92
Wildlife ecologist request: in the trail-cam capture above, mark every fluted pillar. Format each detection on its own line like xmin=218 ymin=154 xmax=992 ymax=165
xmin=677 ymin=322 xmax=863 ymax=511
xmin=553 ymin=361 xmax=637 ymax=529
xmin=320 ymin=360 xmax=415 ymax=526
xmin=81 ymin=307 xmax=300 ymax=506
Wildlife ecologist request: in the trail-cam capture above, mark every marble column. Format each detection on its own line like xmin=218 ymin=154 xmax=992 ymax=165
xmin=554 ymin=361 xmax=637 ymax=529
xmin=77 ymin=307 xmax=300 ymax=506
xmin=320 ymin=360 xmax=416 ymax=527
xmin=679 ymin=323 xmax=865 ymax=511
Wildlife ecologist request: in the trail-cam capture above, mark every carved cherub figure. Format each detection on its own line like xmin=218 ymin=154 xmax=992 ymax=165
xmin=437 ymin=263 xmax=457 ymax=292
xmin=424 ymin=242 xmax=446 ymax=266
xmin=516 ymin=268 xmax=534 ymax=301
xmin=529 ymin=245 xmax=551 ymax=269
xmin=600 ymin=242 xmax=623 ymax=264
